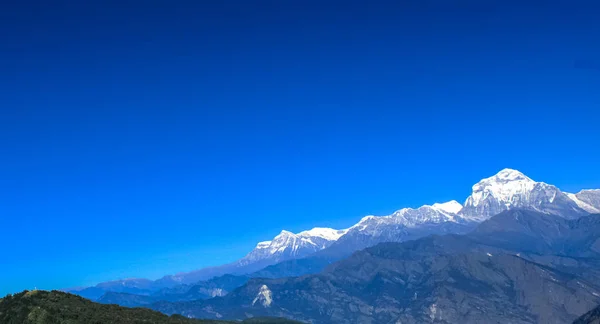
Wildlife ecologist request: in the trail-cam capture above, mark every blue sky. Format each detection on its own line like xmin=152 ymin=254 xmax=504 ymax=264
xmin=1 ymin=0 xmax=599 ymax=295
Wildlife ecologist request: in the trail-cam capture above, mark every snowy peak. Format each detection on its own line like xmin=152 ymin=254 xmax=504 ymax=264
xmin=467 ymin=168 xmax=536 ymax=208
xmin=239 ymin=226 xmax=347 ymax=265
xmin=492 ymin=168 xmax=532 ymax=182
xmin=567 ymin=190 xmax=600 ymax=214
xmin=298 ymin=227 xmax=348 ymax=241
xmin=342 ymin=168 xmax=596 ymax=253
xmin=392 ymin=204 xmax=458 ymax=225
xmin=461 ymin=168 xmax=587 ymax=220
xmin=350 ymin=202 xmax=463 ymax=235
xmin=275 ymin=230 xmax=295 ymax=238
xmin=431 ymin=200 xmax=463 ymax=214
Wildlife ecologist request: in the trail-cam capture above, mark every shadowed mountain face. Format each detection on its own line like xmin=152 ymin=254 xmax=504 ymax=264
xmin=575 ymin=304 xmax=600 ymax=324
xmin=471 ymin=209 xmax=600 ymax=257
xmin=150 ymin=211 xmax=600 ymax=324
xmin=0 ymin=290 xmax=300 ymax=324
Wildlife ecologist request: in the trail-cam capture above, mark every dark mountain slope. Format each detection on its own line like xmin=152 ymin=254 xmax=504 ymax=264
xmin=471 ymin=210 xmax=600 ymax=256
xmin=154 ymin=242 xmax=600 ymax=323
xmin=470 ymin=211 xmax=600 ymax=284
xmin=575 ymin=304 xmax=600 ymax=324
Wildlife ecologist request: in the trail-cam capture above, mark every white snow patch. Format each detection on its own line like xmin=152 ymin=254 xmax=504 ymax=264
xmin=255 ymin=241 xmax=272 ymax=249
xmin=210 ymin=288 xmax=225 ymax=297
xmin=431 ymin=200 xmax=463 ymax=214
xmin=298 ymin=227 xmax=348 ymax=241
xmin=252 ymin=284 xmax=273 ymax=307
xmin=566 ymin=193 xmax=600 ymax=213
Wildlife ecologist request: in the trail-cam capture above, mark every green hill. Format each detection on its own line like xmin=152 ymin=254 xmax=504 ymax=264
xmin=0 ymin=290 xmax=301 ymax=324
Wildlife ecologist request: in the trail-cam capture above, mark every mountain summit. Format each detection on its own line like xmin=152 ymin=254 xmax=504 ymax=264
xmin=461 ymin=168 xmax=586 ymax=220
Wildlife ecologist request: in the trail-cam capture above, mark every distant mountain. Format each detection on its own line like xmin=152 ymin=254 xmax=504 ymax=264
xmin=238 ymin=227 xmax=348 ymax=266
xmin=99 ymin=222 xmax=476 ymax=308
xmin=66 ymin=278 xmax=172 ymax=300
xmin=156 ymin=274 xmax=251 ymax=301
xmin=0 ymin=290 xmax=300 ymax=324
xmin=69 ymin=228 xmax=347 ymax=300
xmin=151 ymin=211 xmax=600 ymax=323
xmin=97 ymin=291 xmax=156 ymax=308
xmin=70 ymin=169 xmax=600 ymax=301
xmin=155 ymin=227 xmax=348 ymax=287
xmin=99 ymin=274 xmax=251 ymax=307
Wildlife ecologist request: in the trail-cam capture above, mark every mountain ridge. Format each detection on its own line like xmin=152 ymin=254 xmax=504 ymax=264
xmin=150 ymin=211 xmax=600 ymax=323
xmin=68 ymin=168 xmax=600 ymax=299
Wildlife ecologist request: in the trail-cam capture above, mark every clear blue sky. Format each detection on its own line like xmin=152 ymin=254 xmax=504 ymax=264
xmin=1 ymin=0 xmax=599 ymax=295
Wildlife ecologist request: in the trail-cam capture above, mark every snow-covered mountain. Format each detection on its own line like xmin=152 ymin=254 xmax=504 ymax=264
xmin=238 ymin=227 xmax=348 ymax=266
xmin=349 ymin=200 xmax=464 ymax=234
xmin=70 ymin=168 xmax=600 ymax=298
xmin=145 ymin=227 xmax=349 ymax=286
xmin=567 ymin=189 xmax=600 ymax=214
xmin=460 ymin=168 xmax=587 ymax=220
xmin=324 ymin=201 xmax=477 ymax=256
xmin=309 ymin=168 xmax=596 ymax=256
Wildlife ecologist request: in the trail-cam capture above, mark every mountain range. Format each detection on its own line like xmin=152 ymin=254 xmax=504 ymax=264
xmin=70 ymin=169 xmax=600 ymax=301
xmin=150 ymin=210 xmax=600 ymax=323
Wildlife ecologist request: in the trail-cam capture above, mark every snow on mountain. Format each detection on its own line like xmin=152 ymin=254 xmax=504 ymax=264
xmin=255 ymin=241 xmax=272 ymax=249
xmin=252 ymin=284 xmax=273 ymax=307
xmin=145 ymin=228 xmax=350 ymax=286
xmin=334 ymin=169 xmax=597 ymax=251
xmin=327 ymin=201 xmax=475 ymax=257
xmin=567 ymin=190 xmax=600 ymax=214
xmin=350 ymin=201 xmax=462 ymax=235
xmin=432 ymin=200 xmax=463 ymax=214
xmin=461 ymin=168 xmax=587 ymax=220
xmin=158 ymin=172 xmax=597 ymax=285
xmin=238 ymin=227 xmax=348 ymax=266
xmin=298 ymin=227 xmax=348 ymax=241
xmin=467 ymin=168 xmax=536 ymax=206
xmin=72 ymin=168 xmax=600 ymax=297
